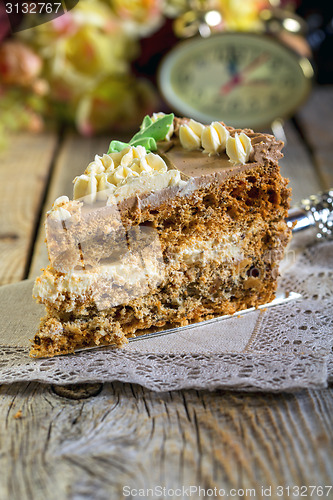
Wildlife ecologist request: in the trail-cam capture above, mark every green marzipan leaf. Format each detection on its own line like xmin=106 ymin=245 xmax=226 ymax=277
xmin=130 ymin=113 xmax=174 ymax=144
xmin=107 ymin=140 xmax=129 ymax=153
xmin=141 ymin=115 xmax=153 ymax=129
xmin=130 ymin=136 xmax=157 ymax=150
xmin=107 ymin=113 xmax=174 ymax=154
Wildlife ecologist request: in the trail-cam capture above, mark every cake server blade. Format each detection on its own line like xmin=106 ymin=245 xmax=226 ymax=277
xmin=128 ymin=290 xmax=301 ymax=343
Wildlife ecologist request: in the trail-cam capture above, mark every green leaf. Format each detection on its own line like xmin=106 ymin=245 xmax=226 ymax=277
xmin=130 ymin=113 xmax=174 ymax=145
xmin=140 ymin=115 xmax=153 ymax=129
xmin=107 ymin=140 xmax=130 ymax=153
xmin=107 ymin=113 xmax=174 ymax=154
xmin=130 ymin=136 xmax=157 ymax=151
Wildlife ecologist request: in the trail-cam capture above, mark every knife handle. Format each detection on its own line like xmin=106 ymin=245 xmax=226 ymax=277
xmin=286 ymin=189 xmax=333 ymax=240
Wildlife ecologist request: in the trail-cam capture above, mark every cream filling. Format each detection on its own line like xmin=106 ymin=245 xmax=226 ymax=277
xmin=34 ymin=235 xmax=243 ymax=310
xmin=169 ymin=234 xmax=243 ymax=265
xmin=33 ymin=252 xmax=165 ymax=310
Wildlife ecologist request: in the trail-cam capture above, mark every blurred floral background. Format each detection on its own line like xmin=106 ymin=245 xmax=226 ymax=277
xmin=0 ymin=0 xmax=331 ymax=145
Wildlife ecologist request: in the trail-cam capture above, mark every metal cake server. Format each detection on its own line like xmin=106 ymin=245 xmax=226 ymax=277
xmin=287 ymin=189 xmax=333 ymax=240
xmin=128 ymin=291 xmax=302 ymax=343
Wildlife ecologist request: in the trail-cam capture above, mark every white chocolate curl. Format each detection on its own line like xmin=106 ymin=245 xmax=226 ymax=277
xmin=226 ymin=132 xmax=253 ymax=165
xmin=179 ymin=119 xmax=205 ymax=150
xmin=201 ymin=122 xmax=230 ymax=154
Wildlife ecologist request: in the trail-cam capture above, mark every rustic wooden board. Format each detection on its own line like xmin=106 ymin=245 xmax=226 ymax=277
xmin=297 ymin=86 xmax=333 ymax=190
xmin=0 ymin=133 xmax=57 ymax=285
xmin=279 ymin=121 xmax=321 ymax=204
xmin=0 ymin=382 xmax=332 ymax=500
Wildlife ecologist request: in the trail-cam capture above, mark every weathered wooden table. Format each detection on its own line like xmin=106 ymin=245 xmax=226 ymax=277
xmin=0 ymin=87 xmax=332 ymax=500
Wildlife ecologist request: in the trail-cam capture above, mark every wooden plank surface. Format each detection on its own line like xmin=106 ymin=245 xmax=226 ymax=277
xmin=0 ymin=87 xmax=332 ymax=500
xmin=297 ymin=86 xmax=333 ymax=190
xmin=0 ymin=382 xmax=332 ymax=500
xmin=279 ymin=121 xmax=321 ymax=204
xmin=0 ymin=133 xmax=57 ymax=285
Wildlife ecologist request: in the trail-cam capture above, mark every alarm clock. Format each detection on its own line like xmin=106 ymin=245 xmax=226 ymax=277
xmin=157 ymin=31 xmax=314 ymax=129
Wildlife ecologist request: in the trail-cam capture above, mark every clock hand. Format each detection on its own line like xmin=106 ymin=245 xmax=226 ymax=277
xmin=220 ymin=52 xmax=271 ymax=95
xmin=227 ymin=48 xmax=238 ymax=76
xmin=240 ymin=78 xmax=272 ymax=86
xmin=220 ymin=73 xmax=241 ymax=95
xmin=240 ymin=52 xmax=271 ymax=75
xmin=223 ymin=51 xmax=241 ymax=94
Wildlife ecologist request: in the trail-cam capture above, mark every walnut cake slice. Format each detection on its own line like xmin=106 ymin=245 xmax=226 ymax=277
xmin=31 ymin=113 xmax=291 ymax=357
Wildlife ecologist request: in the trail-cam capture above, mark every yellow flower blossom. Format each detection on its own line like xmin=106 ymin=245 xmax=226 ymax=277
xmin=20 ymin=0 xmax=138 ymax=98
xmin=110 ymin=0 xmax=164 ymax=35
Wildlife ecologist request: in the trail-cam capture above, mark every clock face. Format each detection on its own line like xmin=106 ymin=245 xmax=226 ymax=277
xmin=158 ymin=32 xmax=313 ymax=128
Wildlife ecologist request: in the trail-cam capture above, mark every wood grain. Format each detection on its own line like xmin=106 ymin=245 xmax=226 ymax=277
xmin=279 ymin=121 xmax=321 ymax=204
xmin=0 ymin=382 xmax=332 ymax=500
xmin=297 ymin=86 xmax=333 ymax=190
xmin=0 ymin=133 xmax=57 ymax=285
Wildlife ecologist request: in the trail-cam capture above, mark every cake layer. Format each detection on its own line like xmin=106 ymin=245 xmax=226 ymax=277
xmin=45 ymin=159 xmax=289 ymax=273
xmin=34 ymin=212 xmax=289 ymax=313
xmin=45 ymin=119 xmax=284 ymax=273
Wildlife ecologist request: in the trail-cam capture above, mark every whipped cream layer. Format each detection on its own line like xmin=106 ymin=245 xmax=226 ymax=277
xmin=34 ymin=234 xmax=244 ymax=311
xmin=169 ymin=234 xmax=243 ymax=266
xmin=178 ymin=118 xmax=253 ymax=164
xmin=34 ymin=251 xmax=165 ymax=310
xmin=107 ymin=168 xmax=186 ymax=205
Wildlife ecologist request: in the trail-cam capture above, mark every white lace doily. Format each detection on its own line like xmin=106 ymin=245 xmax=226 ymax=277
xmin=0 ymin=240 xmax=331 ymax=392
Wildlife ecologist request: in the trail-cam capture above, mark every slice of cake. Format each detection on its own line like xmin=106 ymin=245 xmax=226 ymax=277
xmin=31 ymin=113 xmax=291 ymax=357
